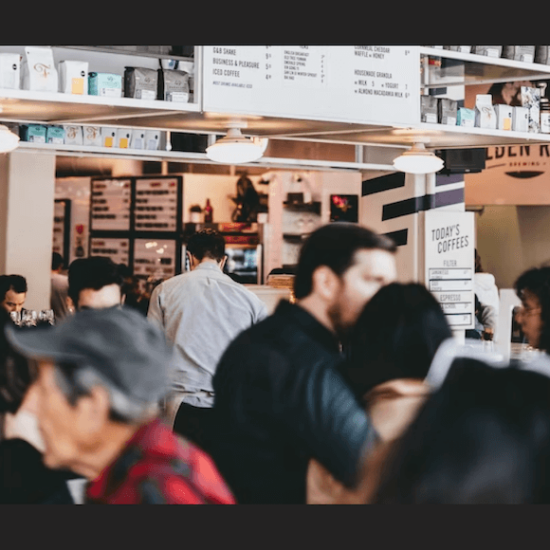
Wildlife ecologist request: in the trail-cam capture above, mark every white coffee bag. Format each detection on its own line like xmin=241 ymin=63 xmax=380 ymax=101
xmin=101 ymin=127 xmax=117 ymax=148
xmin=0 ymin=53 xmax=20 ymax=89
xmin=63 ymin=125 xmax=83 ymax=145
xmin=116 ymin=128 xmax=132 ymax=148
xmin=130 ymin=129 xmax=146 ymax=149
xmin=21 ymin=47 xmax=58 ymax=92
xmin=82 ymin=126 xmax=102 ymax=147
xmin=59 ymin=60 xmax=88 ymax=94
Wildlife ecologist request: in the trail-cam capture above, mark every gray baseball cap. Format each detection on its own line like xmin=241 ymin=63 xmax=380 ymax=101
xmin=4 ymin=306 xmax=174 ymax=412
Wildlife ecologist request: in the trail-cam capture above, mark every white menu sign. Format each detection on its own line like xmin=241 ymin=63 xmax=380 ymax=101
xmin=90 ymin=179 xmax=131 ymax=231
xmin=90 ymin=237 xmax=129 ymax=266
xmin=203 ymin=46 xmax=420 ymax=125
xmin=134 ymin=177 xmax=179 ymax=232
xmin=425 ymin=210 xmax=475 ymax=329
xmin=133 ymin=238 xmax=176 ymax=279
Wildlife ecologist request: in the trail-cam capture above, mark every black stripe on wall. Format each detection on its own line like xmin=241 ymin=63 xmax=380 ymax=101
xmin=362 ymin=172 xmax=405 ymax=196
xmin=435 ymin=187 xmax=465 ymax=208
xmin=383 ymin=228 xmax=408 ymax=247
xmin=382 ymin=195 xmax=434 ymax=221
xmin=436 ymin=173 xmax=465 ymax=187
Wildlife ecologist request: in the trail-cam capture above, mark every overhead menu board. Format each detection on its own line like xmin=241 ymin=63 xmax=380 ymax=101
xmin=133 ymin=238 xmax=176 ymax=279
xmin=90 ymin=237 xmax=130 ymax=266
xmin=203 ymin=46 xmax=420 ymax=125
xmin=134 ymin=177 xmax=180 ymax=232
xmin=425 ymin=211 xmax=475 ymax=330
xmin=90 ymin=179 xmax=131 ymax=231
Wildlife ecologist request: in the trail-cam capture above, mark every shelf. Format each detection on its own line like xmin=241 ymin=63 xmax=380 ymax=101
xmin=420 ymin=47 xmax=550 ymax=88
xmin=52 ymin=46 xmax=194 ymax=63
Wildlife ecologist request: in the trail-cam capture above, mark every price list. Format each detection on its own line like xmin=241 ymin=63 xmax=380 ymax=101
xmin=90 ymin=237 xmax=129 ymax=266
xmin=133 ymin=238 xmax=176 ymax=279
xmin=52 ymin=200 xmax=68 ymax=257
xmin=203 ymin=46 xmax=420 ymax=125
xmin=134 ymin=178 xmax=179 ymax=232
xmin=90 ymin=179 xmax=131 ymax=231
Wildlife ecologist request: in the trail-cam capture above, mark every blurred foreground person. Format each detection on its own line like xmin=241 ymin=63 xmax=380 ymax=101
xmin=209 ymin=223 xmax=397 ymax=503
xmin=0 ymin=308 xmax=75 ymax=503
xmin=68 ymin=257 xmax=123 ymax=312
xmin=370 ymin=359 xmax=550 ymax=504
xmin=514 ymin=266 xmax=550 ymax=353
xmin=6 ymin=307 xmax=235 ymax=504
xmin=307 ymin=282 xmax=452 ymax=504
xmin=0 ymin=274 xmax=27 ymax=315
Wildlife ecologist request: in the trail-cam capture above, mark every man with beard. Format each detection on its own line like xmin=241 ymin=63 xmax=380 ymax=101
xmin=207 ymin=222 xmax=397 ymax=503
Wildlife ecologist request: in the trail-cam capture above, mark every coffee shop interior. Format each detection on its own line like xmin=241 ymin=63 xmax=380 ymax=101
xmin=2 ymin=45 xmax=550 ymax=360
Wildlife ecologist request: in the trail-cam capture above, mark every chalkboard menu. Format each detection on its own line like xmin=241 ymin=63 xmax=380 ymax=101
xmin=90 ymin=237 xmax=130 ymax=266
xmin=134 ymin=177 xmax=179 ymax=232
xmin=133 ymin=238 xmax=176 ymax=279
xmin=90 ymin=179 xmax=131 ymax=231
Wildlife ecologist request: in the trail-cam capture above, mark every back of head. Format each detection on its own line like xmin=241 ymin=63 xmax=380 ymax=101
xmin=0 ymin=274 xmax=28 ymax=301
xmin=186 ymin=229 xmax=225 ymax=262
xmin=373 ymin=359 xmax=550 ymax=504
xmin=51 ymin=252 xmax=65 ymax=271
xmin=341 ymin=282 xmax=453 ymax=397
xmin=514 ymin=266 xmax=550 ymax=352
xmin=68 ymin=257 xmax=123 ymax=307
xmin=293 ymin=223 xmax=397 ymax=300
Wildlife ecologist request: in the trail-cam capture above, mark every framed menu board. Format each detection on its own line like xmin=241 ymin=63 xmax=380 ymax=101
xmin=90 ymin=237 xmax=130 ymax=267
xmin=90 ymin=178 xmax=131 ymax=231
xmin=53 ymin=199 xmax=71 ymax=263
xmin=134 ymin=176 xmax=182 ymax=232
xmin=133 ymin=238 xmax=177 ymax=279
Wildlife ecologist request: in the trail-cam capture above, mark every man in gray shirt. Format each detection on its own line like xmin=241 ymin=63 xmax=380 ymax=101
xmin=147 ymin=229 xmax=267 ymax=445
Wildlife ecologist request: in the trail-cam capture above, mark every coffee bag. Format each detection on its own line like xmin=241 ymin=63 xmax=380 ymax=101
xmin=124 ymin=67 xmax=158 ymax=100
xmin=59 ymin=60 xmax=88 ymax=94
xmin=82 ymin=126 xmax=102 ymax=147
xmin=21 ymin=47 xmax=58 ymax=92
xmin=63 ymin=125 xmax=83 ymax=145
xmin=0 ymin=53 xmax=20 ymax=89
xmin=159 ymin=69 xmax=189 ymax=102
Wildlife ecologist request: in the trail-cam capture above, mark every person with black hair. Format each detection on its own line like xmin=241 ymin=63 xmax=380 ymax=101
xmin=67 ymin=256 xmax=124 ymax=312
xmin=307 ymin=282 xmax=452 ymax=503
xmin=0 ymin=308 xmax=76 ymax=503
xmin=147 ymin=229 xmax=267 ymax=446
xmin=514 ymin=265 xmax=550 ymax=353
xmin=369 ymin=359 xmax=550 ymax=504
xmin=0 ymin=274 xmax=27 ymax=315
xmin=208 ymin=222 xmax=397 ymax=503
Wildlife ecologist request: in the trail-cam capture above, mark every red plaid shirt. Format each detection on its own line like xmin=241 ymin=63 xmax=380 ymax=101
xmin=86 ymin=418 xmax=235 ymax=504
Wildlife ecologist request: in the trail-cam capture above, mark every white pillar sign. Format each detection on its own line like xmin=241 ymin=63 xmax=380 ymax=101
xmin=425 ymin=210 xmax=475 ymax=329
xmin=202 ymin=46 xmax=420 ymax=126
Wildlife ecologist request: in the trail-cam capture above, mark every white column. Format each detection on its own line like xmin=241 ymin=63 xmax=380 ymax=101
xmin=0 ymin=149 xmax=57 ymax=310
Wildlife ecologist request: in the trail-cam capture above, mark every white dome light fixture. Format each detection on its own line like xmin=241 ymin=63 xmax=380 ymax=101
xmin=206 ymin=122 xmax=268 ymax=164
xmin=0 ymin=124 xmax=19 ymax=154
xmin=393 ymin=142 xmax=444 ymax=174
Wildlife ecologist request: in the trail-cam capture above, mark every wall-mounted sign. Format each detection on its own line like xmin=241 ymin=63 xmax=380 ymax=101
xmin=425 ymin=210 xmax=475 ymax=329
xmin=90 ymin=237 xmax=129 ymax=266
xmin=90 ymin=179 xmax=131 ymax=231
xmin=203 ymin=46 xmax=420 ymax=125
xmin=133 ymin=238 xmax=176 ymax=279
xmin=134 ymin=178 xmax=179 ymax=231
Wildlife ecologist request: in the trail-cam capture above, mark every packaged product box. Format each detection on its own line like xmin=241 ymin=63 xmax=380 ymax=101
xmin=494 ymin=104 xmax=513 ymax=131
xmin=130 ymin=129 xmax=146 ymax=149
xmin=46 ymin=125 xmax=65 ymax=144
xmin=474 ymin=95 xmax=497 ymax=129
xmin=520 ymin=86 xmax=541 ymax=133
xmin=421 ymin=95 xmax=438 ymax=123
xmin=145 ymin=130 xmax=161 ymax=150
xmin=58 ymin=60 xmax=88 ymax=94
xmin=535 ymin=46 xmax=550 ymax=65
xmin=443 ymin=46 xmax=472 ymax=53
xmin=82 ymin=126 xmax=102 ymax=147
xmin=116 ymin=128 xmax=132 ymax=148
xmin=438 ymin=98 xmax=458 ymax=125
xmin=457 ymin=107 xmax=476 ymax=127
xmin=21 ymin=47 xmax=58 ymax=92
xmin=472 ymin=46 xmax=503 ymax=58
xmin=159 ymin=69 xmax=189 ymax=102
xmin=512 ymin=106 xmax=529 ymax=132
xmin=101 ymin=127 xmax=118 ymax=147
xmin=19 ymin=124 xmax=47 ymax=143
xmin=0 ymin=53 xmax=20 ymax=89
xmin=88 ymin=72 xmax=122 ymax=98
xmin=501 ymin=46 xmax=535 ymax=64
xmin=124 ymin=67 xmax=158 ymax=100
xmin=63 ymin=125 xmax=83 ymax=145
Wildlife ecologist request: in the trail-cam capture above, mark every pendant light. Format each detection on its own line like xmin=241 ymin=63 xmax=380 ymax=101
xmin=206 ymin=122 xmax=268 ymax=164
xmin=393 ymin=142 xmax=444 ymax=174
xmin=0 ymin=125 xmax=19 ymax=154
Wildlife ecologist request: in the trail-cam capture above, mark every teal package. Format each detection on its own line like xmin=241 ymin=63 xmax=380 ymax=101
xmin=20 ymin=124 xmax=47 ymax=142
xmin=457 ymin=108 xmax=476 ymax=127
xmin=88 ymin=72 xmax=122 ymax=97
xmin=46 ymin=125 xmax=65 ymax=144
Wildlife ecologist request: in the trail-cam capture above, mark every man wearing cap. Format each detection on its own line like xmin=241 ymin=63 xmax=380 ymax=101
xmin=5 ymin=306 xmax=235 ymax=505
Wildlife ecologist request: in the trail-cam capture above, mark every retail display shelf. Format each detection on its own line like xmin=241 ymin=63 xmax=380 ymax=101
xmin=420 ymin=47 xmax=550 ymax=88
xmin=51 ymin=45 xmax=194 ymax=63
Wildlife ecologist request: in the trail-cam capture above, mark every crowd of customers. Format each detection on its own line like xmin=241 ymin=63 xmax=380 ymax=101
xmin=2 ymin=223 xmax=550 ymax=504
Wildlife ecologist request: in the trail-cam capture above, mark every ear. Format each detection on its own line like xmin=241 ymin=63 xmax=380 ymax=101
xmin=219 ymin=255 xmax=227 ymax=271
xmin=66 ymin=295 xmax=76 ymax=313
xmin=311 ymin=265 xmax=341 ymax=302
xmin=187 ymin=251 xmax=198 ymax=270
xmin=75 ymin=386 xmax=111 ymax=437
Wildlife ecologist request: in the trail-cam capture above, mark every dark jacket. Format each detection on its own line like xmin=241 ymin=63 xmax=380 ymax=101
xmin=208 ymin=300 xmax=375 ymax=504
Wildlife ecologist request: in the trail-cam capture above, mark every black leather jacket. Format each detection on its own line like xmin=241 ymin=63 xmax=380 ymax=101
xmin=209 ymin=300 xmax=375 ymax=504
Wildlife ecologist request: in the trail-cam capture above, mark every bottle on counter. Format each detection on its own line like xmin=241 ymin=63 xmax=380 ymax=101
xmin=204 ymin=198 xmax=213 ymax=223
